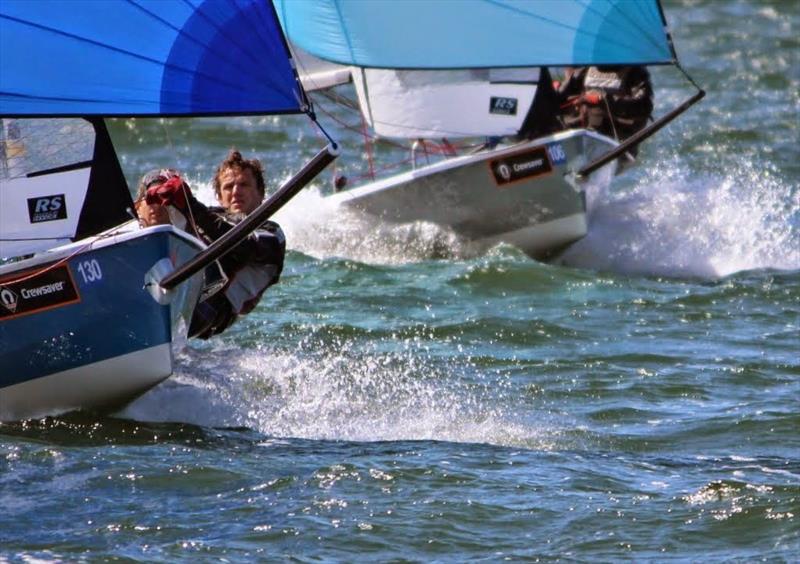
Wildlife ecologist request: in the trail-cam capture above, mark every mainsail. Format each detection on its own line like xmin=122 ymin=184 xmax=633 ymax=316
xmin=277 ymin=0 xmax=677 ymax=139
xmin=350 ymin=67 xmax=543 ymax=138
xmin=0 ymin=118 xmax=134 ymax=258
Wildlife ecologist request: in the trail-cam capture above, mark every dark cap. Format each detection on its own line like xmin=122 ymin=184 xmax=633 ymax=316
xmin=137 ymin=168 xmax=182 ymax=198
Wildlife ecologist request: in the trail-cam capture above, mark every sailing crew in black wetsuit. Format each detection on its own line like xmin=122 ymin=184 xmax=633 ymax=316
xmin=556 ymin=66 xmax=654 ymax=152
xmin=142 ymin=150 xmax=285 ymax=338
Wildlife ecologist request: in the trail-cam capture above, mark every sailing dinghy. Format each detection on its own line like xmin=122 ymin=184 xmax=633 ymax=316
xmin=276 ymin=0 xmax=703 ymax=259
xmin=0 ymin=0 xmax=337 ymax=421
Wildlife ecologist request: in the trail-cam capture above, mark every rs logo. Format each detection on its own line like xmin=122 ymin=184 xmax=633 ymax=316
xmin=27 ymin=193 xmax=68 ymax=223
xmin=33 ymin=196 xmax=63 ymax=213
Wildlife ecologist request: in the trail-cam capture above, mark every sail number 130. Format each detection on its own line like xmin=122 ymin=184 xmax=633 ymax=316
xmin=77 ymin=259 xmax=103 ymax=283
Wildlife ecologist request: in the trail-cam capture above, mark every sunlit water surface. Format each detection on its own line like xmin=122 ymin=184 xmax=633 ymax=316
xmin=2 ymin=0 xmax=798 ymax=560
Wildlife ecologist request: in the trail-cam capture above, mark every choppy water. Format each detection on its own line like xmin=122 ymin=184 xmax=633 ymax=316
xmin=2 ymin=0 xmax=798 ymax=560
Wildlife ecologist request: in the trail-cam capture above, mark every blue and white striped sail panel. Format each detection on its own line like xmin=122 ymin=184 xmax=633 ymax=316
xmin=275 ymin=0 xmax=676 ymax=69
xmin=0 ymin=0 xmax=305 ymax=116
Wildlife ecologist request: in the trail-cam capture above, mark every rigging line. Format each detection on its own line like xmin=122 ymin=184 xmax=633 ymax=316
xmin=601 ymin=96 xmax=620 ymax=141
xmin=287 ymin=44 xmax=328 ymax=112
xmin=347 ymin=155 xmax=417 ymax=184
xmin=316 ymin=89 xmax=361 ymax=112
xmin=0 ymin=225 xmax=128 ymax=286
xmin=311 ymin=96 xmax=404 ymax=150
xmin=313 ymin=94 xmax=478 ymax=155
xmin=360 ymin=107 xmax=375 ymax=181
xmin=149 ymin=122 xmax=202 ymax=237
xmin=310 ymin=114 xmax=338 ymax=149
xmin=311 ymin=95 xmax=362 ymax=131
xmin=295 ymin=64 xmax=337 ymax=147
xmin=675 ymin=63 xmax=704 ymax=93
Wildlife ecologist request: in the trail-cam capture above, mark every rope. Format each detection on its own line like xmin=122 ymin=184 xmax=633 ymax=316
xmin=0 ymin=224 xmax=128 ymax=286
xmin=676 ymin=62 xmax=704 ymax=93
xmin=361 ymin=111 xmax=376 ymax=181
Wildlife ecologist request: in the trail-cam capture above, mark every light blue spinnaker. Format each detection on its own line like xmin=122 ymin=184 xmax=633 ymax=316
xmin=275 ymin=0 xmax=676 ymax=69
xmin=0 ymin=0 xmax=306 ymax=116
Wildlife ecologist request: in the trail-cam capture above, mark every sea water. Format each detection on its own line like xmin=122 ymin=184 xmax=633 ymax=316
xmin=1 ymin=0 xmax=798 ymax=560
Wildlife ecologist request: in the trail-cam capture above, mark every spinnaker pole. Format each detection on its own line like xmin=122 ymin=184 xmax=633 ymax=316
xmin=577 ymin=89 xmax=705 ymax=179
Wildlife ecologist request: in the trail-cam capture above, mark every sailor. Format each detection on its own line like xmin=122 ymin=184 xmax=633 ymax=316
xmin=135 ymin=173 xmax=172 ymax=227
xmin=143 ymin=150 xmax=286 ymax=338
xmin=556 ymin=66 xmax=654 ymax=149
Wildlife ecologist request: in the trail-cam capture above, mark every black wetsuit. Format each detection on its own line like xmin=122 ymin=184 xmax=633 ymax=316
xmin=557 ymin=66 xmax=654 ymax=143
xmin=183 ymin=195 xmax=285 ymax=339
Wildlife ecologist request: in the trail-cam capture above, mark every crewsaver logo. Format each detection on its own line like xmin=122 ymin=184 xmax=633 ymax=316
xmin=496 ymin=163 xmax=512 ymax=182
xmin=0 ymin=264 xmax=80 ymax=320
xmin=0 ymin=287 xmax=18 ymax=313
xmin=489 ymin=145 xmax=553 ymax=187
xmin=28 ymin=194 xmax=67 ymax=223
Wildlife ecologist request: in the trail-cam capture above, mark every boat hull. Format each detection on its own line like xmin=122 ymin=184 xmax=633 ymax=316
xmin=0 ymin=224 xmax=205 ymax=420
xmin=327 ymin=129 xmax=618 ymax=258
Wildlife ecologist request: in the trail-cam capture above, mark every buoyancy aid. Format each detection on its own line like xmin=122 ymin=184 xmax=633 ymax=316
xmin=223 ymin=224 xmax=285 ymax=315
xmin=583 ymin=67 xmax=633 ymax=95
xmin=560 ymin=66 xmax=653 ymax=140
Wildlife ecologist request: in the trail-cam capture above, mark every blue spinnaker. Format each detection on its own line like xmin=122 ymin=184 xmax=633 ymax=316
xmin=275 ymin=0 xmax=676 ymax=69
xmin=0 ymin=0 xmax=305 ymax=116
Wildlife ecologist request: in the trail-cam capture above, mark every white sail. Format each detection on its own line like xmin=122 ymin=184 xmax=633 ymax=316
xmin=0 ymin=119 xmax=94 ymax=258
xmin=352 ymin=68 xmax=541 ymax=139
xmin=292 ymin=45 xmax=352 ymax=92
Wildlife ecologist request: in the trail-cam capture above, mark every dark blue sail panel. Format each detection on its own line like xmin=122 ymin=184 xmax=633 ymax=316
xmin=275 ymin=0 xmax=675 ymax=69
xmin=0 ymin=0 xmax=305 ymax=116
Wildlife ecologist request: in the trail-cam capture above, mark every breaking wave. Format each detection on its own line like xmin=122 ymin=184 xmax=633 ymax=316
xmin=119 ymin=337 xmax=563 ymax=450
xmin=557 ymin=156 xmax=799 ymax=278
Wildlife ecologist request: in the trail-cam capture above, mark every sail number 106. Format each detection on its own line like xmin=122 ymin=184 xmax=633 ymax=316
xmin=77 ymin=259 xmax=103 ymax=283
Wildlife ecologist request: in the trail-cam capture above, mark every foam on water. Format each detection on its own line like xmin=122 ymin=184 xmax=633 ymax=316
xmin=120 ymin=339 xmax=562 ymax=450
xmin=227 ymin=155 xmax=798 ymax=279
xmin=187 ymin=177 xmax=475 ymax=264
xmin=273 ymin=186 xmax=473 ymax=264
xmin=559 ymin=156 xmax=800 ymax=278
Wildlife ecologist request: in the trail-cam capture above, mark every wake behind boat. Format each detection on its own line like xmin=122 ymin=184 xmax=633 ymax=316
xmin=278 ymin=0 xmax=703 ymax=259
xmin=0 ymin=1 xmax=337 ymax=420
